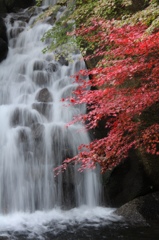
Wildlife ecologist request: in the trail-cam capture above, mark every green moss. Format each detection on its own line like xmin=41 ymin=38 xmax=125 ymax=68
xmin=33 ymin=5 xmax=61 ymax=26
xmin=122 ymin=3 xmax=159 ymax=33
xmin=57 ymin=0 xmax=67 ymax=5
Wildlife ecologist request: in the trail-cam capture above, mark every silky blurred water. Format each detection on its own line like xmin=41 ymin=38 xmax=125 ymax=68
xmin=0 ymin=1 xmax=122 ymax=239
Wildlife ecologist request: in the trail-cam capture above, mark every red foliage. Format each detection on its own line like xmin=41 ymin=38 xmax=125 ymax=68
xmin=54 ymin=19 xmax=159 ymax=174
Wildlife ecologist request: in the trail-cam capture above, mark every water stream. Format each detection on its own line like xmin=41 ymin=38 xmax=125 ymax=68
xmin=0 ymin=1 xmax=120 ymax=239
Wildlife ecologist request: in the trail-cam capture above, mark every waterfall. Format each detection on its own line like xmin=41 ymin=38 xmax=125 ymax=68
xmin=42 ymin=0 xmax=57 ymax=6
xmin=0 ymin=2 xmax=120 ymax=238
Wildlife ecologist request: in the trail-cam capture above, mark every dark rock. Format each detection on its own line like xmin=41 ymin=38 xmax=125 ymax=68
xmin=14 ymin=0 xmax=35 ymax=9
xmin=45 ymin=62 xmax=58 ymax=73
xmin=0 ymin=38 xmax=8 ymax=62
xmin=32 ymin=102 xmax=52 ymax=119
xmin=10 ymin=107 xmax=38 ymax=127
xmin=36 ymin=88 xmax=53 ymax=102
xmin=100 ymin=100 xmax=159 ymax=208
xmin=33 ymin=60 xmax=44 ymax=71
xmin=51 ymin=125 xmax=75 ymax=167
xmin=0 ymin=0 xmax=7 ymax=15
xmin=0 ymin=17 xmax=8 ymax=62
xmin=18 ymin=128 xmax=30 ymax=154
xmin=31 ymin=123 xmax=44 ymax=140
xmin=9 ymin=27 xmax=24 ymax=38
xmin=0 ymin=17 xmax=8 ymax=42
xmin=115 ymin=191 xmax=159 ymax=224
xmin=62 ymin=166 xmax=76 ymax=208
xmin=32 ymin=125 xmax=45 ymax=161
xmin=33 ymin=71 xmax=50 ymax=86
xmin=51 ymin=125 xmax=76 ymax=208
xmin=102 ymin=149 xmax=154 ymax=208
xmin=4 ymin=0 xmax=35 ymax=12
xmin=58 ymin=55 xmax=69 ymax=66
xmin=130 ymin=0 xmax=149 ymax=12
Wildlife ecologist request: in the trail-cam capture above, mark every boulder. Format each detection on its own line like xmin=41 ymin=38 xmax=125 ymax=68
xmin=115 ymin=191 xmax=159 ymax=224
xmin=4 ymin=0 xmax=35 ymax=12
xmin=0 ymin=0 xmax=35 ymax=14
xmin=36 ymin=88 xmax=53 ymax=102
xmin=13 ymin=0 xmax=35 ymax=9
xmin=102 ymin=149 xmax=154 ymax=208
xmin=0 ymin=0 xmax=7 ymax=15
xmin=0 ymin=38 xmax=8 ymax=62
xmin=10 ymin=108 xmax=38 ymax=127
xmin=45 ymin=62 xmax=58 ymax=73
xmin=31 ymin=123 xmax=44 ymax=141
xmin=0 ymin=17 xmax=8 ymax=42
xmin=0 ymin=17 xmax=8 ymax=62
xmin=33 ymin=60 xmax=44 ymax=71
xmin=32 ymin=127 xmax=45 ymax=164
xmin=33 ymin=71 xmax=50 ymax=86
xmin=18 ymin=128 xmax=30 ymax=155
xmin=32 ymin=102 xmax=52 ymax=119
xmin=101 ymin=101 xmax=159 ymax=208
xmin=58 ymin=55 xmax=69 ymax=66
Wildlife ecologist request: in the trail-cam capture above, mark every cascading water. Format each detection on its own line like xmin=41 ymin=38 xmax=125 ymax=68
xmin=0 ymin=1 xmax=120 ymax=239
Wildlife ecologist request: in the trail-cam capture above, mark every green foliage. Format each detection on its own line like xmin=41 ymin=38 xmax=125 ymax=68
xmin=36 ymin=0 xmax=42 ymax=7
xmin=41 ymin=16 xmax=76 ymax=53
xmin=33 ymin=5 xmax=61 ymax=26
xmin=121 ymin=3 xmax=159 ymax=33
xmin=37 ymin=0 xmax=125 ymax=58
xmin=57 ymin=0 xmax=67 ymax=5
xmin=151 ymin=0 xmax=159 ymax=4
xmin=35 ymin=0 xmax=159 ymax=60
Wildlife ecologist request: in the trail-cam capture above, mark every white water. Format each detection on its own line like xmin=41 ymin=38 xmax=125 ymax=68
xmin=0 ymin=2 xmax=120 ymax=238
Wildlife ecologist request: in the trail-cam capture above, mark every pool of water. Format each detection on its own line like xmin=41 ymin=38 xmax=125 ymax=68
xmin=1 ymin=220 xmax=159 ymax=240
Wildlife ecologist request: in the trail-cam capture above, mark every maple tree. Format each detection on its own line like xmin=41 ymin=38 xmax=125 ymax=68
xmin=54 ymin=19 xmax=159 ymax=175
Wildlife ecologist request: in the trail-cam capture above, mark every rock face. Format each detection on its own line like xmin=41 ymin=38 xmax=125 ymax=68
xmin=102 ymin=150 xmax=154 ymax=208
xmin=115 ymin=191 xmax=159 ymax=224
xmin=36 ymin=88 xmax=53 ymax=103
xmin=0 ymin=17 xmax=8 ymax=62
xmin=102 ymin=102 xmax=159 ymax=208
xmin=0 ymin=0 xmax=35 ymax=62
xmin=0 ymin=0 xmax=35 ymax=14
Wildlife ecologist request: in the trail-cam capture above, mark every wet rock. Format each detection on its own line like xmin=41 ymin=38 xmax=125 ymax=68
xmin=14 ymin=0 xmax=35 ymax=9
xmin=58 ymin=55 xmax=69 ymax=66
xmin=32 ymin=125 xmax=45 ymax=164
xmin=3 ymin=0 xmax=35 ymax=13
xmin=0 ymin=17 xmax=8 ymax=62
xmin=0 ymin=17 xmax=8 ymax=42
xmin=51 ymin=125 xmax=76 ymax=208
xmin=31 ymin=123 xmax=44 ymax=140
xmin=17 ymin=74 xmax=26 ymax=82
xmin=9 ymin=27 xmax=24 ymax=38
xmin=102 ymin=101 xmax=159 ymax=208
xmin=32 ymin=102 xmax=52 ymax=119
xmin=36 ymin=88 xmax=53 ymax=102
xmin=0 ymin=38 xmax=8 ymax=62
xmin=45 ymin=54 xmax=54 ymax=62
xmin=115 ymin=191 xmax=159 ymax=224
xmin=33 ymin=71 xmax=50 ymax=86
xmin=102 ymin=149 xmax=154 ymax=208
xmin=0 ymin=236 xmax=10 ymax=240
xmin=62 ymin=166 xmax=76 ymax=208
xmin=11 ymin=107 xmax=38 ymax=127
xmin=45 ymin=62 xmax=58 ymax=73
xmin=0 ymin=1 xmax=7 ymax=15
xmin=18 ymin=128 xmax=30 ymax=153
xmin=33 ymin=60 xmax=44 ymax=71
